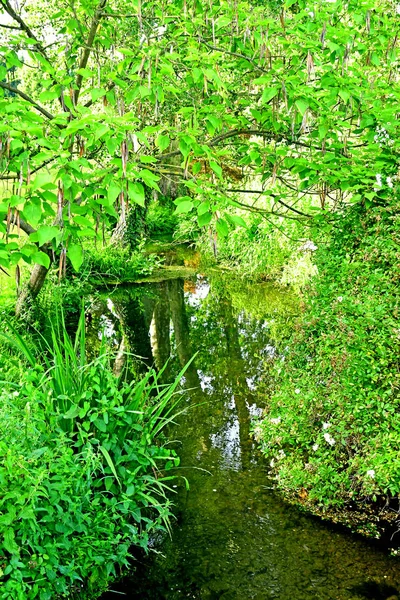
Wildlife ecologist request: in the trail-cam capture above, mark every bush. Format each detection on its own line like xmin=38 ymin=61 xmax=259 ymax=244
xmin=82 ymin=243 xmax=159 ymax=283
xmin=197 ymin=213 xmax=316 ymax=284
xmin=255 ymin=202 xmax=400 ymax=535
xmin=0 ymin=314 xmax=186 ymax=598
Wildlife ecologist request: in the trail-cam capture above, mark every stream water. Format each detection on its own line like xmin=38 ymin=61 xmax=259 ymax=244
xmin=94 ymin=273 xmax=400 ymax=600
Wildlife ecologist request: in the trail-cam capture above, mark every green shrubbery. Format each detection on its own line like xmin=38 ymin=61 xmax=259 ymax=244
xmin=198 ymin=213 xmax=316 ymax=285
xmin=255 ymin=202 xmax=400 ymax=534
xmin=82 ymin=243 xmax=160 ymax=283
xmin=0 ymin=314 xmax=184 ymax=598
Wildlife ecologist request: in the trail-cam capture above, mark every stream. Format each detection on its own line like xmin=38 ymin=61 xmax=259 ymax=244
xmin=93 ymin=273 xmax=400 ymax=600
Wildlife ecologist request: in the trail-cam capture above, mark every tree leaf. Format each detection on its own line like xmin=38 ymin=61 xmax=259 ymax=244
xmin=216 ymin=218 xmax=229 ymax=237
xmin=156 ymin=134 xmax=170 ymax=152
xmin=295 ymin=99 xmax=309 ymax=116
xmin=31 ymin=251 xmax=50 ymax=269
xmin=210 ymin=161 xmax=222 ymax=179
xmin=175 ymin=201 xmax=194 ymax=214
xmin=128 ymin=182 xmax=145 ymax=207
xmin=68 ymin=244 xmax=83 ymax=272
xmin=261 ymin=87 xmax=279 ymax=104
xmin=198 ymin=211 xmax=212 ymax=227
xmin=36 ymin=226 xmax=60 ymax=246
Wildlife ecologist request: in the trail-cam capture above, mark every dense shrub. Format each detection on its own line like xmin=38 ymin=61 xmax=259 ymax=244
xmin=197 ymin=213 xmax=316 ymax=285
xmin=0 ymin=315 xmax=184 ymax=598
xmin=82 ymin=243 xmax=159 ymax=283
xmin=255 ymin=202 xmax=400 ymax=534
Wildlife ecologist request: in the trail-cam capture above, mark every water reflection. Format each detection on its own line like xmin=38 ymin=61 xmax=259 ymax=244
xmin=94 ymin=275 xmax=400 ymax=600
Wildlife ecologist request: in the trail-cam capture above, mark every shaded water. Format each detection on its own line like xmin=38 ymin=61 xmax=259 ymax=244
xmin=94 ymin=274 xmax=400 ymax=600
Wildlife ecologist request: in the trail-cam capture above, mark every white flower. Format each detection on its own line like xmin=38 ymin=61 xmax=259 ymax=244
xmin=13 ymin=390 xmax=20 ymax=397
xmin=376 ymin=173 xmax=382 ymax=187
xmin=367 ymin=469 xmax=375 ymax=479
xmin=387 ymin=176 xmax=393 ymax=188
xmin=278 ymin=449 xmax=286 ymax=458
xmin=270 ymin=417 xmax=281 ymax=425
xmin=337 ymin=296 xmax=343 ymax=302
xmin=270 ymin=459 xmax=275 ymax=468
xmin=322 ymin=422 xmax=331 ymax=430
xmin=323 ymin=432 xmax=335 ymax=446
xmin=253 ymin=426 xmax=263 ymax=440
xmin=312 ymin=443 xmax=319 ymax=451
xmin=295 ymin=388 xmax=300 ymax=394
xmin=396 ymin=4 xmax=400 ymax=15
xmin=300 ymin=240 xmax=318 ymax=252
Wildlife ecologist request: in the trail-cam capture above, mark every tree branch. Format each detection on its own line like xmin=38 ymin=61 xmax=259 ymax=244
xmin=0 ymin=0 xmax=44 ymax=51
xmin=225 ymin=190 xmax=313 ymax=218
xmin=202 ymin=41 xmax=270 ymax=74
xmin=0 ymin=23 xmax=21 ymax=30
xmin=0 ymin=157 xmax=57 ymax=181
xmin=74 ymin=0 xmax=108 ymax=105
xmin=0 ymin=81 xmax=55 ymax=120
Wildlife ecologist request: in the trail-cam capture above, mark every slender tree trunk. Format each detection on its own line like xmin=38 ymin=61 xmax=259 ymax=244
xmin=15 ymin=263 xmax=49 ymax=317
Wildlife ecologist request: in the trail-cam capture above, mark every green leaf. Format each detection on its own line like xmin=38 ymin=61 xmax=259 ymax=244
xmin=338 ymin=90 xmax=351 ymax=103
xmin=197 ymin=201 xmax=210 ymax=216
xmin=198 ymin=211 xmax=212 ymax=227
xmin=36 ymin=226 xmax=60 ymax=246
xmin=3 ymin=528 xmax=19 ymax=555
xmin=261 ymin=87 xmax=279 ymax=104
xmin=68 ymin=244 xmax=83 ymax=272
xmin=156 ymin=134 xmax=170 ymax=152
xmin=63 ymin=404 xmax=80 ymax=419
xmin=94 ymin=124 xmax=110 ymax=140
xmin=210 ymin=161 xmax=222 ymax=179
xmin=226 ymin=214 xmax=247 ymax=228
xmin=22 ymin=200 xmax=42 ymax=228
xmin=175 ymin=201 xmax=194 ymax=214
xmin=39 ymin=89 xmax=60 ymax=102
xmin=216 ymin=218 xmax=229 ymax=237
xmin=76 ymin=67 xmax=94 ymax=78
xmin=31 ymin=251 xmax=50 ymax=269
xmin=295 ymin=99 xmax=309 ymax=116
xmin=138 ymin=169 xmax=161 ymax=191
xmin=31 ymin=172 xmax=56 ymax=191
xmin=107 ymin=181 xmax=121 ymax=204
xmin=128 ymin=182 xmax=145 ymax=207
xmin=89 ymin=88 xmax=106 ymax=102
xmin=99 ymin=446 xmax=121 ymax=487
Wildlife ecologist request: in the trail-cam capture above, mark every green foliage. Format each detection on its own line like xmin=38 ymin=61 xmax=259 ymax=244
xmin=146 ymin=202 xmax=178 ymax=239
xmin=0 ymin=314 xmax=186 ymax=598
xmin=0 ymin=0 xmax=399 ymax=283
xmin=82 ymin=243 xmax=160 ymax=283
xmin=255 ymin=201 xmax=400 ymax=526
xmin=198 ymin=212 xmax=316 ymax=285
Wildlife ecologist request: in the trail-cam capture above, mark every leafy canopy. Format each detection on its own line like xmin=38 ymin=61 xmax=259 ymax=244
xmin=0 ymin=0 xmax=398 ymax=272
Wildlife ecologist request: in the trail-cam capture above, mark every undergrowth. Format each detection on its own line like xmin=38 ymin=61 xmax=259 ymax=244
xmin=255 ymin=202 xmax=400 ymax=538
xmin=197 ymin=212 xmax=317 ymax=285
xmin=0 ymin=312 xmax=187 ymax=598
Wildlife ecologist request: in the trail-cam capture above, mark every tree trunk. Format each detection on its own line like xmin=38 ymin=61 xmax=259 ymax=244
xmin=15 ymin=263 xmax=49 ymax=317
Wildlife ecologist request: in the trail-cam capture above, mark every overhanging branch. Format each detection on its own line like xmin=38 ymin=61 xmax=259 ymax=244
xmin=0 ymin=81 xmax=55 ymax=120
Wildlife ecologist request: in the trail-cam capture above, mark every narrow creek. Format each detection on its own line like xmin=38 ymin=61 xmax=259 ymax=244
xmin=92 ymin=273 xmax=400 ymax=600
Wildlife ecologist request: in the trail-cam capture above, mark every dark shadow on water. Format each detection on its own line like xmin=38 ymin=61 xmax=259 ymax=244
xmin=351 ymin=582 xmax=399 ymax=600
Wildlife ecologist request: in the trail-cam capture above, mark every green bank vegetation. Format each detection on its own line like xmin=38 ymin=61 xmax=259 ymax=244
xmin=0 ymin=0 xmax=399 ymax=594
xmin=0 ymin=313 xmax=186 ymax=598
